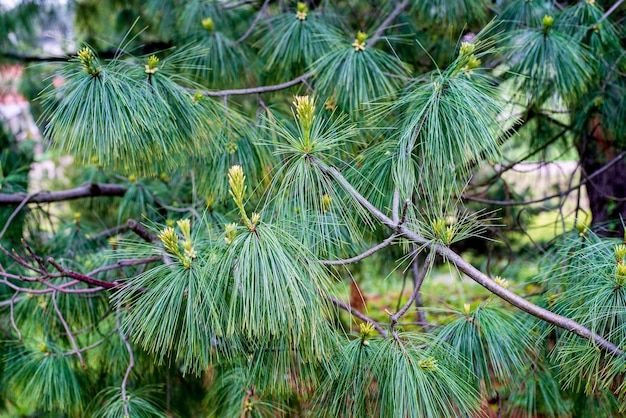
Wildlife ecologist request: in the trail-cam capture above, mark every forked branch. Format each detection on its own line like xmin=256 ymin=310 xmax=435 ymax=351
xmin=312 ymin=157 xmax=623 ymax=356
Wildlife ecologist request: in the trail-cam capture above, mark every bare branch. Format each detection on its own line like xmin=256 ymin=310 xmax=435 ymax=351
xmin=598 ymin=0 xmax=625 ymax=24
xmin=328 ymin=295 xmax=388 ymax=338
xmin=52 ymin=291 xmax=86 ymax=369
xmin=367 ymin=0 xmax=411 ymax=47
xmin=462 ymin=150 xmax=626 ymax=206
xmin=390 ymin=251 xmax=434 ymax=333
xmin=9 ymin=292 xmax=22 ymax=342
xmin=0 ymin=183 xmax=127 ymax=206
xmin=47 ymin=258 xmax=121 ymax=289
xmin=117 ymin=308 xmax=135 ymax=418
xmin=126 ymin=219 xmax=157 ymax=243
xmin=202 ymin=72 xmax=313 ymax=97
xmin=0 ymin=194 xmax=35 ymax=240
xmin=86 ymin=257 xmax=161 ymax=277
xmin=320 ymin=234 xmax=396 ymax=266
xmin=236 ymin=0 xmax=270 ymax=44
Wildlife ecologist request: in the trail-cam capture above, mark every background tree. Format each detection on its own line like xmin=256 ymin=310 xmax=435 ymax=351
xmin=0 ymin=0 xmax=626 ymax=416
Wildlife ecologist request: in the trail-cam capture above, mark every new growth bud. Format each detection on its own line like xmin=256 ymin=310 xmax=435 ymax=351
xmin=228 ymin=165 xmax=254 ymax=230
xmin=296 ymin=2 xmax=308 ymax=20
xmin=145 ymin=55 xmax=159 ymax=75
xmin=77 ymin=47 xmax=101 ymax=76
xmin=418 ymin=356 xmax=438 ymax=372
xmin=202 ymin=17 xmax=214 ymax=33
xmin=352 ymin=31 xmax=367 ymax=52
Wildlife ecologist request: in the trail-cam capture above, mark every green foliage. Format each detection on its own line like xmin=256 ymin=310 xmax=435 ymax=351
xmin=2 ymin=0 xmax=626 ymax=416
xmin=4 ymin=342 xmax=83 ymax=415
xmin=316 ymin=333 xmax=481 ymax=417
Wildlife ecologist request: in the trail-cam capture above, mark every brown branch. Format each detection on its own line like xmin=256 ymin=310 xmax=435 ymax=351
xmin=328 ymin=295 xmax=388 ymax=338
xmin=47 ymin=258 xmax=121 ymax=289
xmin=125 ymin=219 xmax=157 ymax=243
xmin=390 ymin=251 xmax=434 ymax=335
xmin=9 ymin=292 xmax=22 ymax=342
xmin=0 ymin=183 xmax=127 ymax=205
xmin=367 ymin=0 xmax=411 ymax=47
xmin=0 ymin=194 xmax=35 ymax=240
xmin=236 ymin=0 xmax=270 ymax=44
xmin=116 ymin=308 xmax=135 ymax=418
xmin=312 ymin=157 xmax=623 ymax=356
xmin=52 ymin=291 xmax=86 ymax=369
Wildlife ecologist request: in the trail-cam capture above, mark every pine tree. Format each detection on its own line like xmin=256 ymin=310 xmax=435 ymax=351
xmin=0 ymin=0 xmax=625 ymax=416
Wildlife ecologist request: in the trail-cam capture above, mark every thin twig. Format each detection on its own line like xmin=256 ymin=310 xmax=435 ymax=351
xmin=320 ymin=234 xmax=396 ymax=266
xmin=390 ymin=251 xmax=434 ymax=335
xmin=411 ymin=248 xmax=430 ymax=331
xmin=202 ymin=72 xmax=313 ymax=97
xmin=0 ymin=194 xmax=36 ymax=240
xmin=52 ymin=291 xmax=86 ymax=369
xmin=598 ymin=0 xmax=625 ymax=24
xmin=117 ymin=308 xmax=135 ymax=417
xmin=47 ymin=258 xmax=121 ymax=289
xmin=328 ymin=295 xmax=388 ymax=338
xmin=126 ymin=219 xmax=157 ymax=243
xmin=86 ymin=257 xmax=161 ymax=277
xmin=367 ymin=0 xmax=410 ymax=47
xmin=9 ymin=291 xmax=22 ymax=342
xmin=236 ymin=0 xmax=270 ymax=44
xmin=462 ymin=151 xmax=626 ymax=206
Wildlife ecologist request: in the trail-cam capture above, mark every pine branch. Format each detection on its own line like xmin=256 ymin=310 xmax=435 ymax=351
xmin=312 ymin=157 xmax=624 ymax=356
xmin=390 ymin=251 xmax=434 ymax=336
xmin=328 ymin=295 xmax=388 ymax=338
xmin=320 ymin=234 xmax=396 ymax=266
xmin=367 ymin=0 xmax=410 ymax=47
xmin=0 ymin=183 xmax=128 ymax=205
xmin=9 ymin=291 xmax=22 ymax=342
xmin=116 ymin=308 xmax=135 ymax=418
xmin=201 ymin=72 xmax=313 ymax=97
xmin=236 ymin=0 xmax=270 ymax=44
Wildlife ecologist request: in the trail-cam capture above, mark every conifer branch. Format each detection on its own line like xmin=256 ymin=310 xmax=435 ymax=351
xmin=0 ymin=194 xmax=34 ymax=240
xmin=328 ymin=295 xmax=388 ymax=338
xmin=390 ymin=251 xmax=434 ymax=335
xmin=202 ymin=72 xmax=313 ymax=97
xmin=0 ymin=183 xmax=128 ymax=205
xmin=367 ymin=0 xmax=411 ymax=47
xmin=9 ymin=291 xmax=22 ymax=342
xmin=116 ymin=309 xmax=135 ymax=418
xmin=313 ymin=157 xmax=624 ymax=356
xmin=320 ymin=234 xmax=396 ymax=266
